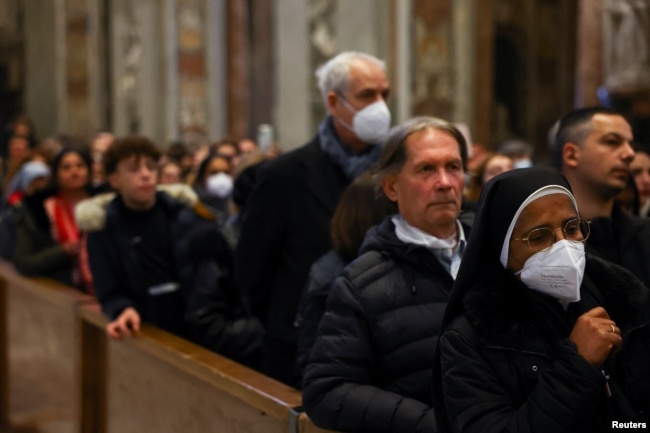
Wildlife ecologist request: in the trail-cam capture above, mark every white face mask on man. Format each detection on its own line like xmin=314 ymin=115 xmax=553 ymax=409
xmin=515 ymin=239 xmax=586 ymax=302
xmin=337 ymin=98 xmax=391 ymax=144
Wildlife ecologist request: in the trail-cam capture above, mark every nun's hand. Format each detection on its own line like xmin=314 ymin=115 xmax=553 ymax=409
xmin=569 ymin=306 xmax=622 ymax=367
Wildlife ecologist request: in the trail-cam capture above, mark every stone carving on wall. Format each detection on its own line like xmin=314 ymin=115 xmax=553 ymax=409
xmin=309 ymin=0 xmax=337 ymax=59
xmin=308 ymin=0 xmax=337 ymax=130
xmin=603 ymin=0 xmax=650 ymax=93
xmin=177 ymin=0 xmax=208 ymax=145
xmin=65 ymin=0 xmax=92 ymax=136
xmin=412 ymin=17 xmax=452 ymax=106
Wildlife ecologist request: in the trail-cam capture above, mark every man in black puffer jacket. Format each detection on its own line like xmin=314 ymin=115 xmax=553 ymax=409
xmin=302 ymin=117 xmax=473 ymax=433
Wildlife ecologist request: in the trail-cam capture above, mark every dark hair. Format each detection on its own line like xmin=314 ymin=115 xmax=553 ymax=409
xmin=330 ymin=171 xmax=393 ymax=261
xmin=103 ymin=135 xmax=161 ymax=176
xmin=49 ymin=147 xmax=92 ymax=191
xmin=211 ymin=138 xmax=239 ymax=155
xmin=194 ymin=152 xmax=232 ymax=187
xmin=165 ymin=141 xmax=190 ymax=162
xmin=552 ymin=106 xmax=621 ymax=170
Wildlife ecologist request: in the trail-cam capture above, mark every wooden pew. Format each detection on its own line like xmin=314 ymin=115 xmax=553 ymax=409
xmin=0 ymin=261 xmax=95 ymax=432
xmin=0 ymin=263 xmax=334 ymax=433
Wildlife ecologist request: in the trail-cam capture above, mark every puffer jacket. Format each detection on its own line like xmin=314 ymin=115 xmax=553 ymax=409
xmin=77 ymin=184 xmax=264 ymax=367
xmin=302 ymin=214 xmax=473 ymax=433
xmin=436 ymin=256 xmax=650 ymax=433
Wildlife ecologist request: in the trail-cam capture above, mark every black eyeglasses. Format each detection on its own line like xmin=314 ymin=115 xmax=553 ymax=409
xmin=513 ymin=217 xmax=591 ymax=253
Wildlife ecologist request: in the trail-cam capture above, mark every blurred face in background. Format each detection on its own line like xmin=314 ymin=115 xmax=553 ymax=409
xmin=91 ymin=132 xmax=114 ymax=185
xmin=631 ymin=151 xmax=650 ymax=207
xmin=8 ymin=136 xmax=30 ymax=161
xmin=482 ymin=154 xmax=514 ymax=184
xmin=158 ymin=162 xmax=182 ymax=185
xmin=202 ymin=156 xmax=231 ymax=185
xmin=57 ymin=152 xmax=89 ymax=192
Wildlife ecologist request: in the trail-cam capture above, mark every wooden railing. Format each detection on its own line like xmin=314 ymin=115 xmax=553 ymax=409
xmin=0 ymin=261 xmax=333 ymax=433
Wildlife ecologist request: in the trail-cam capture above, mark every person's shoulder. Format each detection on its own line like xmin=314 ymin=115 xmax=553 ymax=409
xmin=262 ymin=136 xmax=321 ymax=173
xmin=75 ymin=192 xmax=118 ymax=233
xmin=309 ymin=250 xmax=347 ymax=287
xmin=341 ymin=248 xmax=395 ymax=288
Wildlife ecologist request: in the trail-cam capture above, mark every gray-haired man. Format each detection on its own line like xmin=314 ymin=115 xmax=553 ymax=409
xmin=234 ymin=51 xmax=390 ymax=386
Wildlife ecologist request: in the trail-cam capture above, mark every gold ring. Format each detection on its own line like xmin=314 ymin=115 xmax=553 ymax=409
xmin=610 ymin=324 xmax=616 ymax=334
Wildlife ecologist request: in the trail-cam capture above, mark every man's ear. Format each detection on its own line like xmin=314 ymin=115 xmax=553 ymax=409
xmin=326 ymin=91 xmax=339 ymax=117
xmin=563 ymin=142 xmax=580 ymax=168
xmin=381 ymin=175 xmax=399 ymax=202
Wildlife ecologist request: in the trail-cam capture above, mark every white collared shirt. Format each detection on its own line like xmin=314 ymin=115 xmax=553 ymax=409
xmin=392 ymin=215 xmax=467 ymax=279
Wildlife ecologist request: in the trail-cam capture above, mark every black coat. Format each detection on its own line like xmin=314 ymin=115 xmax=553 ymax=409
xmin=234 ymin=135 xmax=349 ymax=344
xmin=587 ymin=204 xmax=650 ymax=288
xmin=433 ymin=168 xmax=650 ymax=433
xmin=84 ymin=189 xmax=264 ymax=366
xmin=12 ymin=188 xmax=77 ymax=286
xmin=294 ymin=248 xmax=347 ymax=381
xmin=302 ymin=215 xmax=473 ymax=433
xmin=437 ymin=257 xmax=650 ymax=433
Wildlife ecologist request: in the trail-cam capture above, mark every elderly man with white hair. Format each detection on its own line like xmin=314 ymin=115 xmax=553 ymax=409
xmin=234 ymin=51 xmax=391 ymax=386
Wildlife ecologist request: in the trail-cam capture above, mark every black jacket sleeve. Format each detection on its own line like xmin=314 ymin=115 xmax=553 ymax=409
xmin=439 ymin=318 xmax=606 ymax=433
xmin=185 ymin=226 xmax=265 ymax=368
xmin=302 ymin=275 xmax=435 ymax=433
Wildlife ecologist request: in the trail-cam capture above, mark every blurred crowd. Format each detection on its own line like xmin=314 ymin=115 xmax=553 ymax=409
xmin=1 ymin=50 xmax=650 ymax=433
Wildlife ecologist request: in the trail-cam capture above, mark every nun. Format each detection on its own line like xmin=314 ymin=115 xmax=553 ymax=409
xmin=434 ymin=168 xmax=650 ymax=432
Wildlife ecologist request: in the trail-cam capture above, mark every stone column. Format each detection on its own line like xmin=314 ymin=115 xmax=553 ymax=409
xmin=205 ymin=0 xmax=228 ymax=142
xmin=472 ymin=0 xmax=493 ymax=146
xmin=575 ymin=0 xmax=603 ymax=106
xmin=110 ymin=0 xmax=168 ymax=145
xmin=248 ymin=0 xmax=274 ymax=139
xmin=226 ymin=0 xmax=249 ymax=140
xmin=23 ymin=0 xmax=66 ymax=139
xmin=412 ymin=0 xmax=453 ymax=120
xmin=274 ymin=0 xmax=310 ymax=151
xmin=176 ymin=0 xmax=210 ymax=146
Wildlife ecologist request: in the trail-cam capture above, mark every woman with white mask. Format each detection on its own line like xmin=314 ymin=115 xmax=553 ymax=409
xmin=193 ymin=152 xmax=234 ymax=227
xmin=433 ymin=168 xmax=650 ymax=433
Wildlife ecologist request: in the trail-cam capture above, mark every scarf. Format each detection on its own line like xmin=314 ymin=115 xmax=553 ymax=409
xmin=318 ymin=116 xmax=381 ymax=180
xmin=392 ymin=214 xmax=466 ymax=279
xmin=44 ymin=194 xmax=94 ymax=295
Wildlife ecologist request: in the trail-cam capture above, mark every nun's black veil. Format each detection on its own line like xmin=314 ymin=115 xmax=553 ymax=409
xmin=441 ymin=167 xmax=574 ymax=329
xmin=433 ymin=168 xmax=573 ymax=432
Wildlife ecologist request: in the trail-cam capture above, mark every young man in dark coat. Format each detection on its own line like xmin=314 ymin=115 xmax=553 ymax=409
xmin=302 ymin=117 xmax=472 ymax=433
xmin=80 ymin=136 xmax=263 ymax=367
xmin=234 ymin=51 xmax=391 ymax=386
xmin=553 ymin=106 xmax=650 ymax=287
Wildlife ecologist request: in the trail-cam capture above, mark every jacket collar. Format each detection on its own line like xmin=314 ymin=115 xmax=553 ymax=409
xmin=75 ymin=184 xmax=199 ymax=232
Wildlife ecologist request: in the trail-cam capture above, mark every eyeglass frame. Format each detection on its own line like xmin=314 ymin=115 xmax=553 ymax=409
xmin=512 ymin=217 xmax=591 ymax=253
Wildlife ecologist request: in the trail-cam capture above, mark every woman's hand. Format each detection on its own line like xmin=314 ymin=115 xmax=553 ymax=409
xmin=569 ymin=306 xmax=622 ymax=366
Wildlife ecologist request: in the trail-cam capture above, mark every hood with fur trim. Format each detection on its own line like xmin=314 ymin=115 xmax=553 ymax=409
xmin=75 ymin=183 xmax=200 ymax=232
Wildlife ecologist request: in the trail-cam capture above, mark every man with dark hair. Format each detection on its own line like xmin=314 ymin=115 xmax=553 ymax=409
xmin=234 ymin=51 xmax=391 ymax=386
xmin=302 ymin=117 xmax=473 ymax=433
xmin=553 ymin=106 xmax=650 ymax=286
xmin=78 ymin=135 xmax=263 ymax=366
